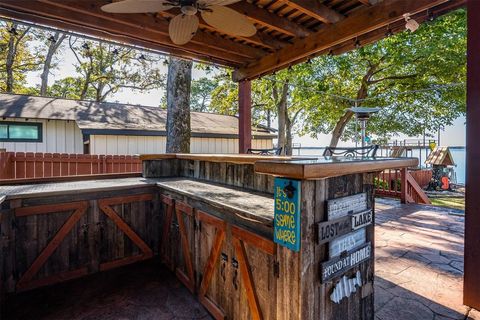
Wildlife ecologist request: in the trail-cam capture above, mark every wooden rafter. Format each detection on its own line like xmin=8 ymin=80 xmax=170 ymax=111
xmin=357 ymin=0 xmax=372 ymax=6
xmin=0 ymin=7 xmax=237 ymax=67
xmin=229 ymin=2 xmax=310 ymax=38
xmin=0 ymin=0 xmax=465 ymax=77
xmin=158 ymin=8 xmax=288 ymax=50
xmin=39 ymin=0 xmax=266 ymax=59
xmin=0 ymin=0 xmax=254 ymax=66
xmin=276 ymin=0 xmax=344 ymax=24
xmin=233 ymin=0 xmax=452 ymax=81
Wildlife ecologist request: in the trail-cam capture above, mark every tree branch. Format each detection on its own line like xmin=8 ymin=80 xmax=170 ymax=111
xmin=368 ymin=74 xmax=417 ymax=84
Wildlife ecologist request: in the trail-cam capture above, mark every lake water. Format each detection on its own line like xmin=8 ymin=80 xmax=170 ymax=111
xmin=296 ymin=146 xmax=466 ymax=185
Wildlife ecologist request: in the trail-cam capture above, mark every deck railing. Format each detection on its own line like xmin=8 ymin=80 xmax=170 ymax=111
xmin=375 ymin=168 xmax=431 ymax=204
xmin=0 ymin=152 xmax=142 ymax=180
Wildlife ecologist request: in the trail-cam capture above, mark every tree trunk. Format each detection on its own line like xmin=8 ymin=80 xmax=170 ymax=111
xmin=329 ymin=111 xmax=354 ymax=148
xmin=5 ymin=24 xmax=16 ymax=93
xmin=285 ymin=115 xmax=293 ymax=156
xmin=40 ymin=32 xmax=67 ymax=96
xmin=166 ymin=57 xmax=192 ymax=153
xmin=328 ymin=62 xmax=380 ymax=148
xmin=274 ymin=81 xmax=289 ymax=154
xmin=80 ymin=70 xmax=91 ymax=100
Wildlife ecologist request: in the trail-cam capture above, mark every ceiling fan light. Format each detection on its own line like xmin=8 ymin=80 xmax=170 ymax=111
xmin=403 ymin=13 xmax=419 ymax=32
xmin=181 ymin=5 xmax=198 ymax=15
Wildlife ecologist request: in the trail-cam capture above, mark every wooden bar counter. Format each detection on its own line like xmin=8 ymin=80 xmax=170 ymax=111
xmin=141 ymin=154 xmax=418 ymax=320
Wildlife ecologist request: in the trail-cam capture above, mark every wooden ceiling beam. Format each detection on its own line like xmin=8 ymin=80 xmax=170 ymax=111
xmin=0 ymin=7 xmax=239 ymax=67
xmin=40 ymin=0 xmax=265 ymax=59
xmin=229 ymin=2 xmax=310 ymax=38
xmin=357 ymin=0 xmax=372 ymax=5
xmin=233 ymin=0 xmax=451 ymax=81
xmin=276 ymin=0 xmax=344 ymax=24
xmin=158 ymin=9 xmax=289 ymax=50
xmin=0 ymin=0 xmax=252 ymax=65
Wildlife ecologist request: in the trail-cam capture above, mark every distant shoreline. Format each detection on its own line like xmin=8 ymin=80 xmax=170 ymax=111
xmin=294 ymin=146 xmax=466 ymax=150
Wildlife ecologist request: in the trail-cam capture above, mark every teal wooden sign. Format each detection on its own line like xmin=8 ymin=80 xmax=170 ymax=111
xmin=274 ymin=178 xmax=301 ymax=252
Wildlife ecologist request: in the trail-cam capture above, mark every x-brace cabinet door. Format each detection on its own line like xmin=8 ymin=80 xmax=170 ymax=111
xmin=195 ymin=210 xmax=231 ymax=319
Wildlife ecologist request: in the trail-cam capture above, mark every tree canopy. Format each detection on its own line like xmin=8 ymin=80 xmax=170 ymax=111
xmin=0 ymin=8 xmax=467 ymax=149
xmin=68 ymin=38 xmax=165 ymax=102
xmin=191 ymin=9 xmax=466 ymax=149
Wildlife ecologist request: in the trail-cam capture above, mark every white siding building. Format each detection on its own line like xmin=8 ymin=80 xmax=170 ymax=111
xmin=0 ymin=94 xmax=275 ymax=155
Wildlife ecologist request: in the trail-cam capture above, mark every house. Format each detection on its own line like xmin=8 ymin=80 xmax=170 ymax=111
xmin=0 ymin=94 xmax=275 ymax=155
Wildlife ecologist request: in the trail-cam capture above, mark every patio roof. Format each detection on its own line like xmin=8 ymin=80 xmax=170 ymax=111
xmin=0 ymin=0 xmax=465 ymax=81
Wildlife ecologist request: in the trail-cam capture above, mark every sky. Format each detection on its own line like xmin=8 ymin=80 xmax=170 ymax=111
xmin=25 ymin=42 xmax=466 ymax=148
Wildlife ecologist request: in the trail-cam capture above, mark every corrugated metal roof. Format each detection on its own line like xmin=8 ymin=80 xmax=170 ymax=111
xmin=0 ymin=93 xmax=275 ymax=138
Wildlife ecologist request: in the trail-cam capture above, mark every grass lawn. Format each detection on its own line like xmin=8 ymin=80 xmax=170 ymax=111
xmin=430 ymin=197 xmax=465 ymax=211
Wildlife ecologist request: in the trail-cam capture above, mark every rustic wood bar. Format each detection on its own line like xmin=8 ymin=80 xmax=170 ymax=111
xmin=1 ymin=154 xmax=417 ymax=320
xmin=141 ymin=154 xmax=418 ymax=320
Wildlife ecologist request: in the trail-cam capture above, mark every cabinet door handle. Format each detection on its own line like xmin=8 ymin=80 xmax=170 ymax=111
xmin=221 ymin=252 xmax=228 ymax=282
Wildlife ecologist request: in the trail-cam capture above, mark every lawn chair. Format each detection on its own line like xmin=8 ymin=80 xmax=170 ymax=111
xmin=247 ymin=147 xmax=283 ymax=156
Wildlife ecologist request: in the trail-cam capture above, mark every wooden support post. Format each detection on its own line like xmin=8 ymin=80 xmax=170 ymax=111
xmin=465 ymin=0 xmax=480 ymax=310
xmin=400 ymin=168 xmax=407 ymax=204
xmin=239 ymin=80 xmax=252 ymax=154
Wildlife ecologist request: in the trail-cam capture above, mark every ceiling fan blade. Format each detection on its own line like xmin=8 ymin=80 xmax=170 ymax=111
xmin=198 ymin=0 xmax=241 ymax=6
xmin=101 ymin=0 xmax=173 ymax=13
xmin=201 ymin=5 xmax=256 ymax=37
xmin=169 ymin=14 xmax=199 ymax=45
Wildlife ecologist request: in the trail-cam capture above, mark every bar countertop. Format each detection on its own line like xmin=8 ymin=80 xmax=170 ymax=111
xmin=254 ymin=156 xmax=419 ymax=179
xmin=141 ymin=153 xmax=418 ymax=179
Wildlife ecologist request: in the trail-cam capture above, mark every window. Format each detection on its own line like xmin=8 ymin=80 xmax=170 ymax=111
xmin=0 ymin=122 xmax=42 ymax=142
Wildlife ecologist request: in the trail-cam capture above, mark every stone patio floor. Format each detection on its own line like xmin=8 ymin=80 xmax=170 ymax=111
xmin=375 ymin=198 xmax=479 ymax=320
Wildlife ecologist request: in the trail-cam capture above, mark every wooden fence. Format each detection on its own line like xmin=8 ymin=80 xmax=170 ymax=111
xmin=0 ymin=152 xmax=142 ymax=180
xmin=375 ymin=168 xmax=431 ymax=204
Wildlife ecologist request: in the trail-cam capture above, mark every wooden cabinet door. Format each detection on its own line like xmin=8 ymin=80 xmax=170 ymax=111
xmin=196 ymin=210 xmax=230 ymax=319
xmin=173 ymin=201 xmax=196 ymax=292
xmin=196 ymin=210 xmax=278 ymax=320
xmin=230 ymin=226 xmax=277 ymax=320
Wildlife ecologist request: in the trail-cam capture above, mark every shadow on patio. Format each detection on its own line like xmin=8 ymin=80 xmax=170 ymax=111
xmin=374 ymin=198 xmax=477 ymax=320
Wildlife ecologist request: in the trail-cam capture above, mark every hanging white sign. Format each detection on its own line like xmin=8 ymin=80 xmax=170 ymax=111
xmin=320 ymin=242 xmax=371 ymax=283
xmin=327 ymin=193 xmax=368 ymax=220
xmin=329 ymin=228 xmax=366 ymax=258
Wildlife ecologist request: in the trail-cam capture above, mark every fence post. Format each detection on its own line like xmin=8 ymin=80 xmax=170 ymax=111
xmin=400 ymin=168 xmax=407 ymax=204
xmin=0 ymin=151 xmax=13 ymax=179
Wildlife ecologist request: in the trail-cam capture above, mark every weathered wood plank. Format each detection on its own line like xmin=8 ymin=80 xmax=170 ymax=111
xmin=16 ymin=201 xmax=88 ymax=290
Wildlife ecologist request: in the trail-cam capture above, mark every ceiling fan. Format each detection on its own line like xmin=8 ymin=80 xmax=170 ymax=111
xmin=101 ymin=0 xmax=257 ymax=45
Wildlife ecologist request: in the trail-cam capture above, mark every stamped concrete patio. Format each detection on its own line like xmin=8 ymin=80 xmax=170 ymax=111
xmin=375 ymin=198 xmax=479 ymax=320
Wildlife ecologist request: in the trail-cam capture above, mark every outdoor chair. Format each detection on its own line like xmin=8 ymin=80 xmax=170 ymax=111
xmin=322 ymin=145 xmax=379 ymax=158
xmin=247 ymin=147 xmax=283 ymax=156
